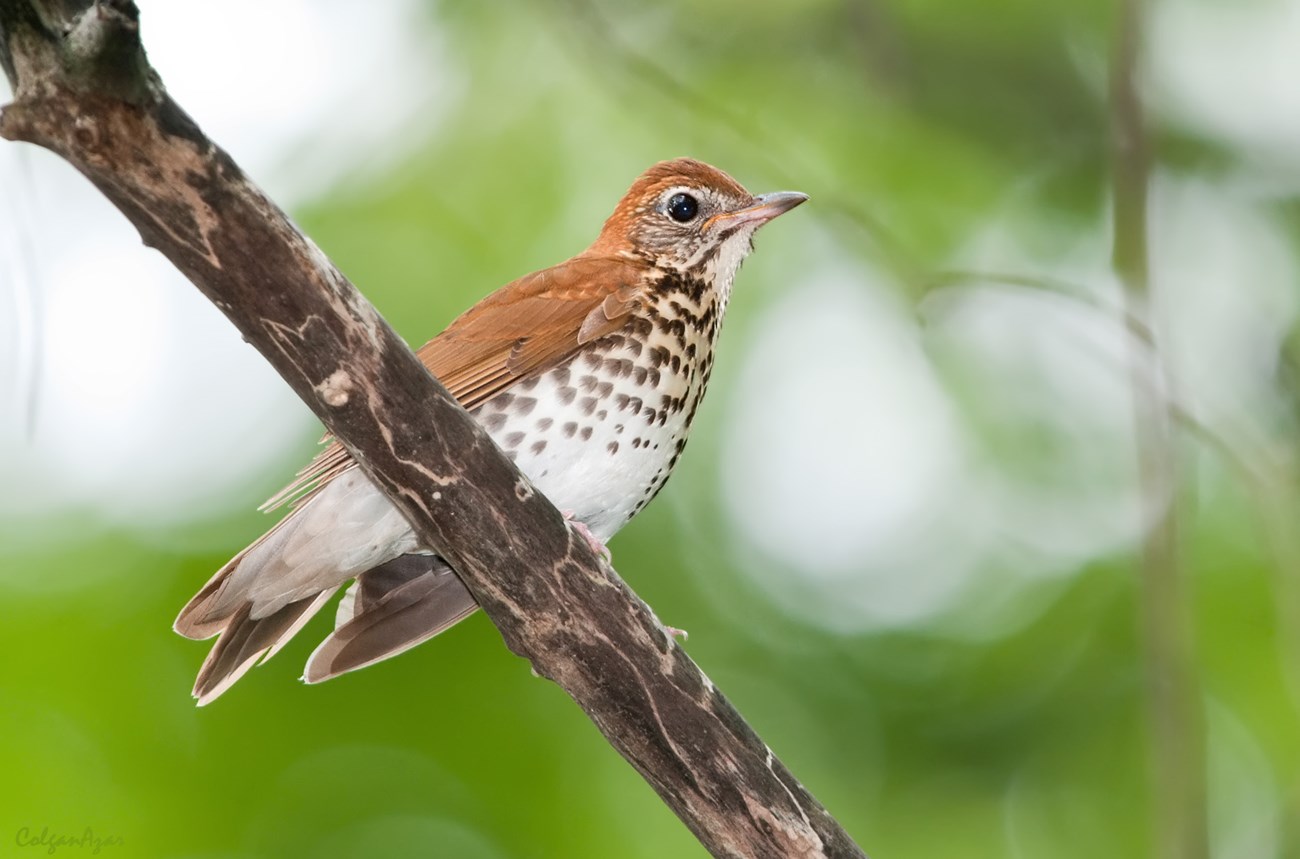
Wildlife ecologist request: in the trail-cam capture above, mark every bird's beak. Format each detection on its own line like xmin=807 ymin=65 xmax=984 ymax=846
xmin=708 ymin=191 xmax=809 ymax=230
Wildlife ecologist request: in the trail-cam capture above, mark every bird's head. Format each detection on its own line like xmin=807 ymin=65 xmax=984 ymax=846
xmin=590 ymin=158 xmax=807 ymax=286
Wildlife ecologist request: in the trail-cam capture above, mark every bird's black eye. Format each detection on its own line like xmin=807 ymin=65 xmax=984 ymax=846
xmin=666 ymin=193 xmax=699 ymax=223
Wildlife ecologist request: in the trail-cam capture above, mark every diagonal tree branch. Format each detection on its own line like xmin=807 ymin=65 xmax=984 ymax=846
xmin=0 ymin=2 xmax=866 ymax=857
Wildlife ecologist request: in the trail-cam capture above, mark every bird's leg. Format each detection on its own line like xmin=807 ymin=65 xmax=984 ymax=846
xmin=562 ymin=510 xmax=612 ymax=562
xmin=560 ymin=512 xmax=686 ymax=639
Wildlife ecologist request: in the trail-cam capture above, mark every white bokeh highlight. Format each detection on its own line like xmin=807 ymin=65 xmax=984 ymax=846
xmin=719 ymin=172 xmax=1298 ymax=633
xmin=721 ymin=255 xmax=982 ymax=631
xmin=0 ymin=1 xmax=450 ymax=546
xmin=1151 ymin=0 xmax=1300 ymax=179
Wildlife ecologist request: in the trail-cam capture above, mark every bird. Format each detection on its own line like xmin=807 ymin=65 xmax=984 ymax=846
xmin=174 ymin=157 xmax=807 ymax=704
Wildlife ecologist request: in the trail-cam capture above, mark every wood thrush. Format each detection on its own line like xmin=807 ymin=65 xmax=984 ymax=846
xmin=174 ymin=158 xmax=806 ymax=703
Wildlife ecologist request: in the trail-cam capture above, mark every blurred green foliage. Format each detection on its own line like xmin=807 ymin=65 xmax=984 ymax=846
xmin=5 ymin=1 xmax=1300 ymax=857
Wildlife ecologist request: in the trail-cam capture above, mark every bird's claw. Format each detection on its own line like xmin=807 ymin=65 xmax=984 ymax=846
xmin=562 ymin=510 xmax=612 ymax=562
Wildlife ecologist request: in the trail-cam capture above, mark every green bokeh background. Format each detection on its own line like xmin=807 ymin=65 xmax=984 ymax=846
xmin=4 ymin=1 xmax=1300 ymax=857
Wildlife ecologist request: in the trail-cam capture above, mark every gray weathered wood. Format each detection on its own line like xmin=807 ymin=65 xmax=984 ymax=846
xmin=0 ymin=3 xmax=866 ymax=856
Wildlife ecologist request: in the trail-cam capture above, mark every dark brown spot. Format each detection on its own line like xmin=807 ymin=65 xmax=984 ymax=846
xmin=579 ymin=374 xmax=598 ymax=392
xmin=483 ymin=412 xmax=507 ymax=432
xmin=562 ymin=421 xmax=577 ymax=438
xmin=686 ymin=396 xmax=704 ymax=424
xmin=580 ymin=426 xmax=593 ymax=441
xmin=603 ymin=358 xmax=633 ymax=378
xmin=515 ymin=396 xmax=537 ymax=417
xmin=615 ymin=393 xmax=630 ymax=411
xmin=582 ymin=351 xmax=602 ymax=369
xmin=489 ymin=392 xmax=515 ymax=410
xmin=615 ymin=424 xmax=624 ymax=434
xmin=596 ymin=381 xmax=614 ymax=398
xmin=552 ymin=367 xmax=571 ymax=387
xmin=596 ymin=409 xmax=608 ymax=421
xmin=536 ymin=417 xmax=553 ymax=431
xmin=518 ymin=377 xmax=539 ymax=392
xmin=504 ymin=431 xmax=525 ymax=448
xmin=633 ymin=367 xmax=648 ymax=385
xmin=684 ymin=273 xmax=710 ymax=302
xmin=579 ymin=397 xmax=597 ymax=416
xmin=558 ymin=386 xmax=577 ymax=405
xmin=531 ymin=440 xmax=548 ymax=455
xmin=607 ymin=441 xmax=619 ymax=455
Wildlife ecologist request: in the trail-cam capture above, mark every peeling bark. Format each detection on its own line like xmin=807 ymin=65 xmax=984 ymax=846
xmin=0 ymin=2 xmax=867 ymax=857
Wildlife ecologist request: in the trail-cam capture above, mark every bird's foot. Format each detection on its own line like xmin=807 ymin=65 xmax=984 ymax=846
xmin=562 ymin=511 xmax=612 ymax=562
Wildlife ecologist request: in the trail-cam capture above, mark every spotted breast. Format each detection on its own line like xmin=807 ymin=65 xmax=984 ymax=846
xmin=476 ymin=270 xmax=724 ymax=540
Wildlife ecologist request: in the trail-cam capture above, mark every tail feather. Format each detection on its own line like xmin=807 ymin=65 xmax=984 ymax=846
xmin=175 ymin=467 xmax=455 ymax=701
xmin=177 ymin=552 xmax=479 ymax=704
xmin=192 ymin=590 xmax=332 ymax=706
xmin=304 ymin=555 xmax=478 ymax=684
xmin=174 ymin=560 xmax=242 ymax=641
